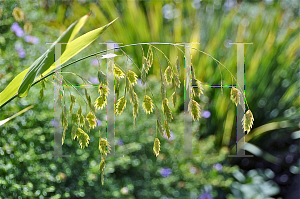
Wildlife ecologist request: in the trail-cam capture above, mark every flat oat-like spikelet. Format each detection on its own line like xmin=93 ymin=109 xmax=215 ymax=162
xmin=153 ymin=138 xmax=161 ymax=157
xmin=86 ymin=112 xmax=97 ymax=129
xmin=142 ymin=95 xmax=154 ymax=114
xmin=242 ymin=110 xmax=254 ymax=134
xmin=99 ymin=138 xmax=111 ymax=156
xmin=97 ymin=70 xmax=107 ymax=86
xmin=191 ymin=79 xmax=204 ymax=99
xmin=162 ymin=98 xmax=173 ymax=122
xmin=76 ymin=128 xmax=90 ymax=149
xmin=127 ymin=70 xmax=138 ymax=85
xmin=230 ymin=87 xmax=241 ymax=106
xmin=164 ymin=120 xmax=171 ymax=140
xmin=164 ymin=65 xmax=173 ymax=85
xmin=114 ymin=65 xmax=124 ymax=79
xmin=116 ymin=96 xmax=126 ymax=116
xmin=94 ymin=94 xmax=107 ymax=110
xmin=188 ymin=99 xmax=201 ymax=121
xmin=171 ymin=91 xmax=177 ymax=107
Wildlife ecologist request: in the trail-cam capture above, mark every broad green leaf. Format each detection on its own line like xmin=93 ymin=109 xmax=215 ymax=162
xmin=42 ymin=17 xmax=118 ymax=77
xmin=0 ymin=105 xmax=34 ymax=126
xmin=0 ymin=16 xmax=117 ymax=108
xmin=0 ymin=15 xmax=88 ymax=107
xmin=17 ymin=15 xmax=88 ymax=98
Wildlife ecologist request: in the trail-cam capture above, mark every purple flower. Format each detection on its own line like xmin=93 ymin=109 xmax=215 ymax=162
xmin=162 ymin=130 xmax=175 ymax=141
xmin=90 ymin=77 xmax=99 ymax=85
xmin=213 ymin=163 xmax=223 ymax=172
xmin=189 ymin=166 xmax=197 ymax=174
xmin=24 ymin=35 xmax=39 ymax=44
xmin=17 ymin=48 xmax=25 ymax=58
xmin=90 ymin=59 xmax=99 ymax=66
xmin=117 ymin=139 xmax=124 ymax=146
xmin=97 ymin=119 xmax=102 ymax=126
xmin=202 ymin=110 xmax=211 ymax=118
xmin=10 ymin=22 xmax=24 ymax=37
xmin=51 ymin=119 xmax=59 ymax=128
xmin=137 ymin=79 xmax=146 ymax=87
xmin=15 ymin=44 xmax=25 ymax=58
xmin=160 ymin=167 xmax=172 ymax=177
xmin=199 ymin=192 xmax=213 ymax=199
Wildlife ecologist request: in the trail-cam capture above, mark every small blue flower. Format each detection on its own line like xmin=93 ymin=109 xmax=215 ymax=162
xmin=202 ymin=110 xmax=211 ymax=118
xmin=213 ymin=163 xmax=223 ymax=172
xmin=160 ymin=167 xmax=172 ymax=178
xmin=162 ymin=130 xmax=175 ymax=140
xmin=15 ymin=44 xmax=25 ymax=58
xmin=11 ymin=22 xmax=24 ymax=37
xmin=97 ymin=119 xmax=102 ymax=126
xmin=199 ymin=192 xmax=213 ymax=199
xmin=117 ymin=139 xmax=124 ymax=146
xmin=137 ymin=79 xmax=146 ymax=87
xmin=189 ymin=166 xmax=197 ymax=174
xmin=51 ymin=119 xmax=59 ymax=128
xmin=24 ymin=35 xmax=39 ymax=44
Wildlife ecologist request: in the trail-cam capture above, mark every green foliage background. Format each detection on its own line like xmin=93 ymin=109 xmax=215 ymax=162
xmin=0 ymin=0 xmax=299 ymax=198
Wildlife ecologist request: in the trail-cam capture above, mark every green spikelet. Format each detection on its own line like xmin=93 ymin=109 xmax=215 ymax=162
xmin=176 ymin=56 xmax=180 ymax=74
xmin=114 ymin=65 xmax=124 ymax=79
xmin=94 ymin=95 xmax=107 ymax=110
xmin=69 ymin=94 xmax=76 ymax=114
xmin=192 ymin=79 xmax=204 ymax=99
xmin=143 ymin=56 xmax=150 ymax=74
xmin=76 ymin=127 xmax=90 ymax=149
xmin=99 ymin=138 xmax=111 ymax=156
xmin=132 ymin=94 xmax=139 ymax=120
xmin=164 ymin=65 xmax=173 ymax=85
xmin=157 ymin=120 xmax=164 ymax=137
xmin=141 ymin=65 xmax=147 ymax=84
xmin=242 ymin=110 xmax=254 ymax=134
xmin=85 ymin=88 xmax=95 ymax=113
xmin=171 ymin=91 xmax=177 ymax=107
xmin=153 ymin=138 xmax=161 ymax=157
xmin=155 ymin=106 xmax=164 ymax=136
xmin=142 ymin=95 xmax=154 ymax=114
xmin=41 ymin=78 xmax=45 ymax=89
xmin=71 ymin=113 xmax=78 ymax=125
xmin=62 ymin=128 xmax=66 ymax=145
xmin=147 ymin=46 xmax=153 ymax=67
xmin=97 ymin=70 xmax=107 ymax=86
xmin=161 ymin=81 xmax=166 ymax=100
xmin=173 ymin=73 xmax=180 ymax=88
xmin=77 ymin=106 xmax=85 ymax=127
xmin=99 ymin=157 xmax=106 ymax=173
xmin=62 ymin=105 xmax=68 ymax=132
xmin=129 ymin=85 xmax=139 ymax=119
xmin=164 ymin=120 xmax=171 ymax=140
xmin=86 ymin=112 xmax=97 ymax=129
xmin=71 ymin=125 xmax=77 ymax=140
xmin=162 ymin=98 xmax=173 ymax=122
xmin=39 ymin=88 xmax=44 ymax=101
xmin=116 ymin=96 xmax=126 ymax=116
xmin=127 ymin=70 xmax=138 ymax=85
xmin=98 ymin=85 xmax=109 ymax=96
xmin=115 ymin=77 xmax=120 ymax=101
xmin=230 ymin=87 xmax=241 ymax=106
xmin=188 ymin=99 xmax=201 ymax=121
xmin=99 ymin=156 xmax=106 ymax=185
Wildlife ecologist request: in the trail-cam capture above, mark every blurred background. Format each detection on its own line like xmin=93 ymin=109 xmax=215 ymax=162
xmin=0 ymin=0 xmax=299 ymax=198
